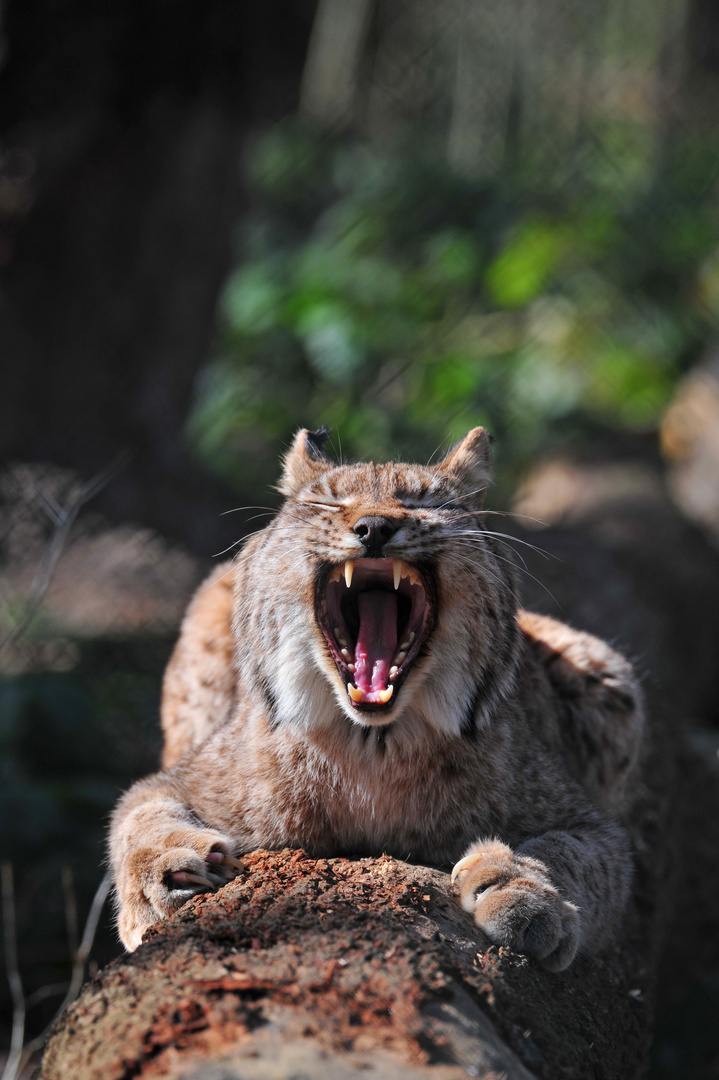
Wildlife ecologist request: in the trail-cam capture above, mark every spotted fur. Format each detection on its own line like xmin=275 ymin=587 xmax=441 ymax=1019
xmin=110 ymin=428 xmax=644 ymax=968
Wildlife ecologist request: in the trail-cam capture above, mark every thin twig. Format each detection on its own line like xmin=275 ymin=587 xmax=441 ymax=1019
xmin=1 ymin=863 xmax=25 ymax=1080
xmin=63 ymin=871 xmax=112 ymax=1008
xmin=61 ymin=867 xmax=78 ymax=962
xmin=24 ymin=984 xmax=70 ymax=1009
xmin=0 ymin=454 xmax=127 ymax=658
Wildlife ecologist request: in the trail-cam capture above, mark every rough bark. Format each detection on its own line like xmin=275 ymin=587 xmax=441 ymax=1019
xmin=39 ymin=832 xmax=666 ymax=1080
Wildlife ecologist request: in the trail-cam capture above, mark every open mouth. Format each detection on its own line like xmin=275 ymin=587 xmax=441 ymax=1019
xmin=315 ymin=557 xmax=435 ymax=710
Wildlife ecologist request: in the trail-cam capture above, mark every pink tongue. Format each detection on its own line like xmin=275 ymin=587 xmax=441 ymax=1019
xmin=354 ymin=591 xmax=398 ymax=694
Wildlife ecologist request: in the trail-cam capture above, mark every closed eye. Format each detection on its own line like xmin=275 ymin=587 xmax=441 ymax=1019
xmin=400 ymin=499 xmax=454 ymax=511
xmin=300 ymin=501 xmax=343 ymax=510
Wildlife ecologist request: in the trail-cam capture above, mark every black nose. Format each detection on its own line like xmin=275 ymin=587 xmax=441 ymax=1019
xmin=353 ymin=515 xmax=400 ymax=552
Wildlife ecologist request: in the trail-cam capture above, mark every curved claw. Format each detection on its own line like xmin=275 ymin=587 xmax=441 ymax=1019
xmin=171 ymin=871 xmax=215 ymax=890
xmin=451 ymin=852 xmax=484 ymax=884
xmin=220 ymin=854 xmax=246 ymax=874
xmin=207 ymin=851 xmax=246 ymax=876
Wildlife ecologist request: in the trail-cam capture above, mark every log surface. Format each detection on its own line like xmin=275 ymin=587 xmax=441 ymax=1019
xmin=39 ymin=847 xmax=657 ymax=1080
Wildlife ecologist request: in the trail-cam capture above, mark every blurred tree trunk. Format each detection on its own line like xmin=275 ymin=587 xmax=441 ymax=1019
xmin=300 ymin=0 xmax=376 ymax=128
xmin=686 ymin=0 xmax=719 ymax=76
xmin=0 ymin=0 xmax=315 ymax=555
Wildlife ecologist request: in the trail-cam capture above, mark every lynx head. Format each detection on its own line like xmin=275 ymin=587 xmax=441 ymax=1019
xmin=235 ymin=428 xmax=519 ymax=738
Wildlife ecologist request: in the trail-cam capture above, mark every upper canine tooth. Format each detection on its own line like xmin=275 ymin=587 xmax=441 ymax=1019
xmin=348 ymin=683 xmax=363 ymax=703
xmin=376 ymin=686 xmax=394 ymax=704
xmin=344 ymin=560 xmax=354 ymax=588
xmin=392 ymin=559 xmax=403 ymax=590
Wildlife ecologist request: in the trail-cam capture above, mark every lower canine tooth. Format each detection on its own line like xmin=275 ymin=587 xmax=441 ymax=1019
xmin=348 ymin=684 xmax=363 ymax=703
xmin=376 ymin=686 xmax=394 ymax=704
xmin=344 ymin=560 xmax=354 ymax=588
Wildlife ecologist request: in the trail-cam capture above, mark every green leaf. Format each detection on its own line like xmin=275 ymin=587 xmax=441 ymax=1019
xmin=487 ymin=220 xmax=567 ymax=308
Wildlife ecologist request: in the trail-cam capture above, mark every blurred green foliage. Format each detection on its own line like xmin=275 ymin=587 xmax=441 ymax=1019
xmin=188 ymin=120 xmax=719 ymax=493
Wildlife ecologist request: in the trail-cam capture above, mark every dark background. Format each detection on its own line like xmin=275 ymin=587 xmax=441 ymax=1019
xmin=2 ymin=0 xmax=719 ymax=1075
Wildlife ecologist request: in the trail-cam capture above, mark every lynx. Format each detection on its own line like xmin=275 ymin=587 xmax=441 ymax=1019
xmin=110 ymin=428 xmax=644 ymax=970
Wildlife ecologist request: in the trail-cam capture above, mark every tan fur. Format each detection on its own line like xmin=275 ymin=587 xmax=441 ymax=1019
xmin=160 ymin=563 xmax=237 ymax=769
xmin=110 ymin=429 xmax=644 ymax=970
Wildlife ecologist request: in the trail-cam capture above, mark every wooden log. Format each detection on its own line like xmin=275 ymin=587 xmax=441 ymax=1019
xmin=38 ymin=840 xmax=664 ymax=1080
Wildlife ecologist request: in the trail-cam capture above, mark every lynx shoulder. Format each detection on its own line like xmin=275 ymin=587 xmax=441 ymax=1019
xmin=110 ymin=428 xmax=644 ymax=968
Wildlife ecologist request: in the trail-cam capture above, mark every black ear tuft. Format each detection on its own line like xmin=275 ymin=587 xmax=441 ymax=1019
xmin=306 ymin=426 xmax=331 ymax=459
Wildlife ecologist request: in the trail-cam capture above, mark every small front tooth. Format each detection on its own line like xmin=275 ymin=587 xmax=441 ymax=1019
xmin=341 ymin=648 xmax=352 ymax=662
xmin=376 ymin=686 xmax=394 ymax=704
xmin=394 ymin=651 xmax=406 ymax=666
xmin=398 ymin=631 xmax=415 ymax=651
xmin=330 ymin=567 xmax=342 ymax=583
xmin=389 ymin=666 xmax=399 ymax=678
xmin=334 ymin=627 xmax=348 ymax=648
xmin=392 ymin=559 xmax=403 ymax=590
xmin=347 ymin=663 xmax=355 ymax=672
xmin=348 ymin=683 xmax=363 ymax=703
xmin=344 ymin=560 xmax=354 ymax=588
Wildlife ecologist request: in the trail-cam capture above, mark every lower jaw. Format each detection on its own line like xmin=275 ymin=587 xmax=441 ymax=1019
xmin=341 ymin=678 xmax=410 ymax=725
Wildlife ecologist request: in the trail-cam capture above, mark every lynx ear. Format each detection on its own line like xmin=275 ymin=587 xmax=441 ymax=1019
xmin=278 ymin=427 xmax=332 ymax=497
xmin=437 ymin=427 xmax=493 ymax=502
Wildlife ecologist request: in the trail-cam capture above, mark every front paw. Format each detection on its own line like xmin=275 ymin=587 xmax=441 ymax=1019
xmin=452 ymin=840 xmax=580 ymax=972
xmin=116 ymin=831 xmax=244 ymax=951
